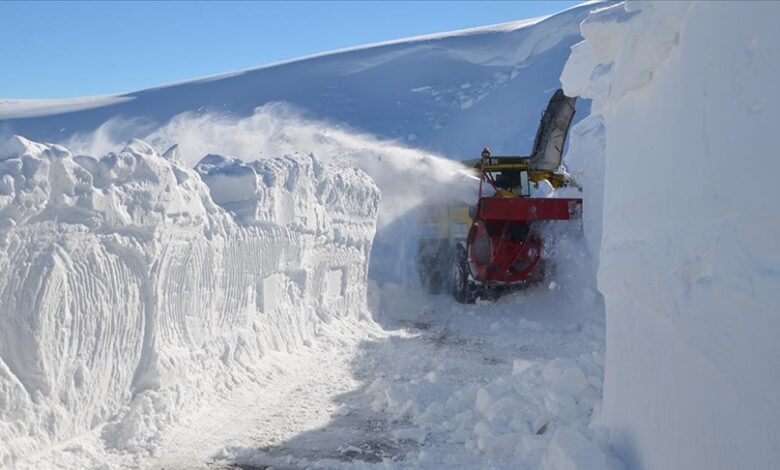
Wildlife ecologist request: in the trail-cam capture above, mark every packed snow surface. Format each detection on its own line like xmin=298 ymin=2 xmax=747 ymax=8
xmin=216 ymin=285 xmax=616 ymax=470
xmin=562 ymin=1 xmax=780 ymax=468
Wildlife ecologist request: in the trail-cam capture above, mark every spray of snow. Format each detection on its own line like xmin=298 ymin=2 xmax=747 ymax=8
xmin=1 ymin=2 xmax=596 ymax=164
xmin=562 ymin=1 xmax=780 ymax=468
xmin=60 ymin=104 xmax=481 ymax=289
xmin=64 ymin=103 xmax=479 ymax=228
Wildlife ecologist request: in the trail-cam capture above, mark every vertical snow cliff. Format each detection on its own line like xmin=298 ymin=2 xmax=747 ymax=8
xmin=0 ymin=137 xmax=379 ymax=465
xmin=562 ymin=2 xmax=780 ymax=468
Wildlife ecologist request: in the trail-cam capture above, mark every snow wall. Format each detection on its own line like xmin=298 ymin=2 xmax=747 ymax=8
xmin=0 ymin=136 xmax=379 ymax=465
xmin=562 ymin=1 xmax=780 ymax=468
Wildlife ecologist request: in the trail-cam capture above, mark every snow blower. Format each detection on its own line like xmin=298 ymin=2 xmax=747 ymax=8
xmin=417 ymin=89 xmax=582 ymax=303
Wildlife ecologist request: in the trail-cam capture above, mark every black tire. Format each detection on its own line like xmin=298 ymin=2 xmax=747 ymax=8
xmin=429 ymin=269 xmax=446 ymax=294
xmin=451 ymin=246 xmax=478 ymax=304
xmin=417 ymin=240 xmax=450 ymax=295
xmin=420 ymin=260 xmax=446 ymax=294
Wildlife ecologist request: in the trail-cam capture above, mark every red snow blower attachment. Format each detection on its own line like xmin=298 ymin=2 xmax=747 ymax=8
xmin=466 ymin=152 xmax=582 ymax=284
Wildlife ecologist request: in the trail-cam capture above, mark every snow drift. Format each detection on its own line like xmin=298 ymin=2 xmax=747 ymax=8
xmin=0 ymin=136 xmax=379 ymax=465
xmin=562 ymin=1 xmax=780 ymax=468
xmin=0 ymin=3 xmax=595 ymax=161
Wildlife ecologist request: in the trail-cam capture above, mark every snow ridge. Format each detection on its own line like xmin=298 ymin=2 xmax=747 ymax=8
xmin=0 ymin=3 xmax=597 ymax=161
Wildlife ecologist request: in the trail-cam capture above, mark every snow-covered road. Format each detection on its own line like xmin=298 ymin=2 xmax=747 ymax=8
xmin=123 ymin=283 xmax=610 ymax=469
xmin=151 ymin=318 xmax=390 ymax=469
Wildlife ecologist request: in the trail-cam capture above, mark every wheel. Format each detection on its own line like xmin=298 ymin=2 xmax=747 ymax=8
xmin=417 ymin=240 xmax=450 ymax=295
xmin=420 ymin=260 xmax=446 ymax=294
xmin=451 ymin=245 xmax=478 ymax=304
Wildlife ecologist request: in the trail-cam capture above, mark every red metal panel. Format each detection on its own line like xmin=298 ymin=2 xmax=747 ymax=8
xmin=476 ymin=197 xmax=581 ymax=222
xmin=468 ymin=220 xmax=543 ymax=283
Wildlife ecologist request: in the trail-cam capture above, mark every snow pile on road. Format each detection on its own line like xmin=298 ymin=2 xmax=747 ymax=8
xmin=0 ymin=136 xmax=379 ymax=466
xmin=366 ymin=345 xmax=615 ymax=469
xmin=356 ymin=242 xmax=619 ymax=469
xmin=562 ymin=1 xmax=780 ymax=468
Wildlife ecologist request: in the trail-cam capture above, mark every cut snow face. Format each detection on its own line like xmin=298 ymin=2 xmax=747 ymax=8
xmin=0 ymin=136 xmax=379 ymax=465
xmin=561 ymin=1 xmax=780 ymax=469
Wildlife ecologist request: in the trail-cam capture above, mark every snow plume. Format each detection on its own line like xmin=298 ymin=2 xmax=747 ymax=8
xmin=63 ymin=115 xmax=156 ymax=160
xmin=562 ymin=1 xmax=780 ymax=468
xmin=65 ymin=103 xmax=479 ymax=227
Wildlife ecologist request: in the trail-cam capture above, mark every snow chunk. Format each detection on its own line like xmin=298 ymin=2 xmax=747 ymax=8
xmin=161 ymin=144 xmax=182 ymax=162
xmin=195 ymin=152 xmax=379 ymax=237
xmin=542 ymin=359 xmax=589 ymax=397
xmin=393 ymin=427 xmax=428 ymax=444
xmin=542 ymin=426 xmax=619 ymax=470
xmin=475 ymin=387 xmax=493 ymax=415
xmin=512 ymin=359 xmax=534 ymax=376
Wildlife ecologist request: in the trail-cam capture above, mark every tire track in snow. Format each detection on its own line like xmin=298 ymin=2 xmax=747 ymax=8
xmin=146 ymin=321 xmax=393 ymax=469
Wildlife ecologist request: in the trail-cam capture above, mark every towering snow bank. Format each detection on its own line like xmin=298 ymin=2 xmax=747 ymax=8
xmin=562 ymin=1 xmax=780 ymax=468
xmin=0 ymin=136 xmax=378 ymax=465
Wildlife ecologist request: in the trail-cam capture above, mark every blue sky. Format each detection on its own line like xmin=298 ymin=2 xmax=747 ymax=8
xmin=2 ymin=1 xmax=580 ymax=99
